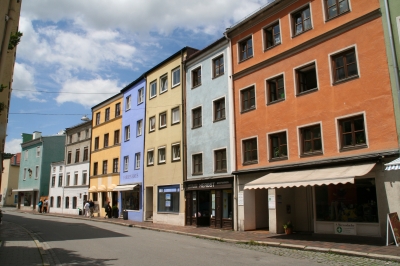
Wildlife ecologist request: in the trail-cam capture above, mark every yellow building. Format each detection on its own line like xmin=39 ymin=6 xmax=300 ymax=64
xmin=0 ymin=0 xmax=21 ymax=176
xmin=90 ymin=93 xmax=122 ymax=217
xmin=144 ymin=47 xmax=197 ymax=225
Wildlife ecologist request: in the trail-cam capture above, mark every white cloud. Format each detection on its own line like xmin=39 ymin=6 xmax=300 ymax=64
xmin=5 ymin=138 xmax=22 ymax=154
xmin=56 ymin=78 xmax=121 ymax=108
xmin=12 ymin=63 xmax=44 ymax=102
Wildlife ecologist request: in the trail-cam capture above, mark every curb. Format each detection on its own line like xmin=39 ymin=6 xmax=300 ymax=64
xmin=13 ymin=210 xmax=400 ymax=263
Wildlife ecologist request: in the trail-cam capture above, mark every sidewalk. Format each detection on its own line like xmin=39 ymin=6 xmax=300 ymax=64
xmin=5 ymin=208 xmax=400 ymax=263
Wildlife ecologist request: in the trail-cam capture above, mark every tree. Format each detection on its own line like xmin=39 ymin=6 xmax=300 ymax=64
xmin=8 ymin=31 xmax=23 ymax=50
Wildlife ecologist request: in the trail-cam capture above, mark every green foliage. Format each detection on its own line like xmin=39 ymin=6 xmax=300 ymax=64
xmin=8 ymin=31 xmax=23 ymax=50
xmin=283 ymin=221 xmax=293 ymax=229
xmin=0 ymin=84 xmax=7 ymax=92
xmin=0 ymin=102 xmax=6 ymax=113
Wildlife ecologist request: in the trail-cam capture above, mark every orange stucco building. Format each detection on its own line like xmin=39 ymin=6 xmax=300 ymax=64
xmin=227 ymin=0 xmax=400 ymax=239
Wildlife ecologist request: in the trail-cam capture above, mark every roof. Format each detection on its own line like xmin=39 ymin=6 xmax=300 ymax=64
xmin=91 ymin=92 xmax=123 ymax=110
xmin=65 ymin=120 xmax=92 ymax=131
xmin=185 ymin=37 xmax=227 ymax=63
xmin=121 ymin=74 xmax=146 ymax=93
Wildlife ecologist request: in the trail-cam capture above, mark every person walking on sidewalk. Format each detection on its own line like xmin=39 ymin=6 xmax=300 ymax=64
xmin=37 ymin=200 xmax=43 ymax=213
xmin=89 ymin=199 xmax=95 ymax=218
xmin=43 ymin=199 xmax=48 ymax=213
xmin=105 ymin=202 xmax=112 ymax=219
xmin=84 ymin=201 xmax=90 ymax=218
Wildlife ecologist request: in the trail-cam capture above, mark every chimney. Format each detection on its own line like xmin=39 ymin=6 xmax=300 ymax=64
xmin=33 ymin=131 xmax=42 ymax=139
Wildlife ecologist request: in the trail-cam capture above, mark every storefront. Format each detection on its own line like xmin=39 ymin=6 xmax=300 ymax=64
xmin=12 ymin=188 xmax=39 ymax=211
xmin=185 ymin=177 xmax=233 ymax=230
xmin=113 ymin=183 xmax=143 ymax=221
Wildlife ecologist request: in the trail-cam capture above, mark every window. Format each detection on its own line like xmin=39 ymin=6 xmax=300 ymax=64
xmin=296 ymin=63 xmax=317 ymax=94
xmin=51 ymin=175 xmax=55 ymax=187
xmin=214 ymin=98 xmax=225 ymax=121
xmin=138 ymin=88 xmax=144 ymax=104
xmin=172 ymin=144 xmax=180 ymax=161
xmin=36 ymin=147 xmax=40 ymax=157
xmin=126 ymin=95 xmax=131 ymax=111
xmin=325 ymin=0 xmax=349 ymax=19
xmin=23 ymin=168 xmax=27 ymax=180
xmin=122 ymin=186 xmax=140 ymax=210
xmin=93 ymin=162 xmax=98 ymax=176
xmin=213 ymin=55 xmax=224 ymax=78
xmin=24 ymin=150 xmax=28 ymax=160
xmin=192 ymin=154 xmax=203 ymax=175
xmin=75 ymin=149 xmax=80 ymax=163
xmin=158 ymin=185 xmax=180 ymax=213
xmin=150 ymin=81 xmax=157 ymax=98
xmin=124 ymin=156 xmax=129 ymax=172
xmin=192 ymin=107 xmax=202 ymax=128
xmin=105 ymin=107 xmax=110 ymax=121
xmin=115 ymin=103 xmax=121 ymax=117
xmin=85 ymin=129 xmax=90 ymax=139
xmin=171 ymin=107 xmax=180 ymax=124
xmin=50 ymin=197 xmax=54 ymax=208
xmin=172 ymin=67 xmax=180 ymax=87
xmin=60 ymin=166 xmax=63 ymax=171
xmin=159 ymin=112 xmax=167 ymax=128
xmin=239 ymin=37 xmax=253 ymax=61
xmin=72 ymin=197 xmax=77 ymax=209
xmin=243 ymin=138 xmax=258 ymax=164
xmin=82 ymin=171 xmax=87 ymax=185
xmin=58 ymin=174 xmax=63 ymax=187
xmin=57 ymin=196 xmax=61 ymax=208
xmin=241 ymin=86 xmax=255 ymax=112
xmin=74 ymin=172 xmax=78 ymax=185
xmin=69 ymin=135 xmax=72 ymax=144
xmin=113 ymin=158 xmax=118 ymax=173
xmin=77 ymin=132 xmax=81 ymax=141
xmin=135 ymin=153 xmax=140 ymax=169
xmin=53 ymin=167 xmax=56 ymax=173
xmin=160 ymin=75 xmax=168 ymax=93
xmin=102 ymin=160 xmax=108 ymax=174
xmin=67 ymin=151 xmax=72 ymax=164
xmin=137 ymin=120 xmax=143 ymax=136
xmin=147 ymin=150 xmax=154 ymax=166
xmin=65 ymin=197 xmax=69 ymax=209
xmin=95 ymin=112 xmax=100 ymax=125
xmin=104 ymin=133 xmax=109 ymax=148
xmin=269 ymin=132 xmax=288 ymax=160
xmin=83 ymin=147 xmax=88 ymax=161
xmin=215 ymin=149 xmax=227 ymax=172
xmin=94 ymin=137 xmax=99 ymax=150
xmin=125 ymin=125 xmax=130 ymax=141
xmin=264 ymin=22 xmax=281 ymax=49
xmin=300 ymin=125 xmax=322 ymax=155
xmin=66 ymin=173 xmax=70 ymax=186
xmin=338 ymin=115 xmax=366 ymax=150
xmin=192 ymin=67 xmax=201 ymax=87
xmin=292 ymin=5 xmax=312 ymax=35
xmin=149 ymin=116 xmax=156 ymax=132
xmin=114 ymin=130 xmax=120 ymax=144
xmin=267 ymin=75 xmax=285 ymax=103
xmin=332 ymin=48 xmax=358 ymax=83
xmin=158 ymin=147 xmax=166 ymax=164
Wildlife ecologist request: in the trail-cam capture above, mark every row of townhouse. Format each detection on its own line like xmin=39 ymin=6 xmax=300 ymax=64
xmin=8 ymin=0 xmax=400 ymax=241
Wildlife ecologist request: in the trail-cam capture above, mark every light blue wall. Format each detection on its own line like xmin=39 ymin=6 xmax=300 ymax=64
xmin=185 ymin=42 xmax=233 ymax=179
xmin=120 ymin=78 xmax=146 ymax=221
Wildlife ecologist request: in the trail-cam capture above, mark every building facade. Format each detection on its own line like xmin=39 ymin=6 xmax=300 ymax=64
xmin=184 ymin=38 xmax=236 ymax=229
xmin=90 ymin=94 xmax=122 ymax=217
xmin=1 ymin=153 xmax=20 ymax=207
xmin=48 ymin=161 xmax=65 ymax=214
xmin=117 ymin=76 xmax=146 ymax=221
xmin=226 ymin=0 xmax=400 ymax=238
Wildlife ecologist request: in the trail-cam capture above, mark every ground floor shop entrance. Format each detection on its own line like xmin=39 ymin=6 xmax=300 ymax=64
xmin=185 ymin=178 xmax=233 ymax=230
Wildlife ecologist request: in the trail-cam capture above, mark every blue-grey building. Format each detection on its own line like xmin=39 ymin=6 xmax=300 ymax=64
xmin=115 ymin=76 xmax=146 ymax=221
xmin=184 ymin=37 xmax=236 ymax=229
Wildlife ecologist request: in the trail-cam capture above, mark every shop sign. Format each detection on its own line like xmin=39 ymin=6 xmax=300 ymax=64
xmin=268 ymin=195 xmax=275 ymax=209
xmin=238 ymin=191 xmax=244 ymax=206
xmin=186 ymin=180 xmax=233 ymax=190
xmin=334 ymin=223 xmax=356 ymax=235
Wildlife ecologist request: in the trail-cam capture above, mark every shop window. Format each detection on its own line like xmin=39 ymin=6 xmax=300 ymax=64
xmin=122 ymin=186 xmax=140 ymax=211
xmin=222 ymin=190 xmax=233 ymax=219
xmin=315 ymin=178 xmax=378 ymax=223
xmin=72 ymin=197 xmax=77 ymax=209
xmin=158 ymin=185 xmax=180 ymax=213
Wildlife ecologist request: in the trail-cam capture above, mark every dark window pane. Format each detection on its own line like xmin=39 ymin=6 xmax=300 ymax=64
xmin=336 ymin=68 xmax=345 ymax=80
xmin=328 ymin=6 xmax=337 ymax=18
xmin=304 ymin=141 xmax=312 ymax=152
xmin=305 ymin=130 xmax=312 ymax=140
xmin=343 ymin=121 xmax=352 ymax=132
xmin=347 ymin=63 xmax=358 ymax=77
xmin=313 ymin=127 xmax=321 ymax=138
xmin=335 ymin=57 xmax=344 ymax=68
xmin=339 ymin=0 xmax=349 ymax=13
xmin=281 ymin=146 xmax=288 ymax=156
xmin=354 ymin=118 xmax=364 ymax=131
xmin=343 ymin=133 xmax=353 ymax=146
xmin=355 ymin=132 xmax=366 ymax=144
xmin=314 ymin=139 xmax=322 ymax=151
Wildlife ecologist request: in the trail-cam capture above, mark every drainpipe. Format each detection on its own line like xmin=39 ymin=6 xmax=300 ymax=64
xmin=224 ymin=31 xmax=238 ymax=231
xmin=383 ymin=0 xmax=400 ymax=151
xmin=181 ymin=49 xmax=187 ymax=216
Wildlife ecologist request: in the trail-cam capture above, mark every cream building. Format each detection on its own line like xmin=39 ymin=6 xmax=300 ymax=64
xmin=144 ymin=47 xmax=197 ymax=225
xmin=1 ymin=153 xmax=20 ymax=207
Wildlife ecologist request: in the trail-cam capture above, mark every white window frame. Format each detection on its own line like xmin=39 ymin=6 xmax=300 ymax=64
xmin=138 ymin=88 xmax=144 ymax=104
xmin=264 ymin=72 xmax=286 ymax=104
xmin=292 ymin=59 xmax=319 ymax=96
xmin=172 ymin=143 xmax=180 ymax=161
xmin=327 ymin=44 xmax=360 ymax=85
xmin=236 ymin=34 xmax=254 ymax=63
xmin=35 ymin=166 xmax=39 ymax=179
xmin=159 ymin=112 xmax=167 ymax=128
xmin=82 ymin=171 xmax=87 ymax=185
xmin=334 ymin=111 xmax=368 ymax=152
xmin=289 ymin=2 xmax=314 ymax=38
xmin=158 ymin=146 xmax=166 ymax=164
xmin=171 ymin=107 xmax=180 ymax=124
xmin=240 ymin=135 xmax=259 ymax=164
xmin=172 ymin=67 xmax=181 ymax=88
xmin=160 ymin=74 xmax=168 ymax=94
xmin=125 ymin=125 xmax=130 ymax=141
xmin=149 ymin=116 xmax=156 ymax=132
xmin=137 ymin=120 xmax=143 ymax=137
xmin=23 ymin=168 xmax=27 ymax=180
xmin=126 ymin=95 xmax=131 ymax=111
xmin=296 ymin=122 xmax=324 ymax=156
xmin=150 ymin=81 xmax=157 ymax=99
xmin=147 ymin=149 xmax=154 ymax=166
xmin=74 ymin=172 xmax=78 ymax=185
xmin=135 ymin=153 xmax=141 ymax=169
xmin=239 ymin=84 xmax=257 ymax=112
xmin=266 ymin=129 xmax=289 ymax=161
xmin=124 ymin=156 xmax=129 ymax=172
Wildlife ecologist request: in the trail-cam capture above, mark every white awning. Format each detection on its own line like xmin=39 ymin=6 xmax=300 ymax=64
xmin=113 ymin=184 xmax=138 ymax=191
xmin=12 ymin=188 xmax=39 ymax=192
xmin=244 ymin=163 xmax=376 ymax=190
xmin=97 ymin=185 xmax=107 ymax=192
xmin=385 ymin=158 xmax=400 ymax=171
xmin=88 ymin=186 xmax=97 ymax=192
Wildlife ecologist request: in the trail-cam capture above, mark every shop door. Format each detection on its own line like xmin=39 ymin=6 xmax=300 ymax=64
xmin=112 ymin=192 xmax=118 ymax=206
xmin=185 ymin=191 xmax=192 ymax=225
xmin=215 ymin=190 xmax=222 ymax=228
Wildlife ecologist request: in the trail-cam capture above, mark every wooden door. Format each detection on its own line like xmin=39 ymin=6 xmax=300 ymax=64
xmin=185 ymin=191 xmax=192 ymax=225
xmin=215 ymin=190 xmax=222 ymax=228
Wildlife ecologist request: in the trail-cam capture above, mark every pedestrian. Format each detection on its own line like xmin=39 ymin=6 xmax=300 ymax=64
xmin=89 ymin=199 xmax=95 ymax=218
xmin=43 ymin=199 xmax=48 ymax=213
xmin=0 ymin=209 xmax=3 ymax=224
xmin=105 ymin=201 xmax=111 ymax=218
xmin=84 ymin=201 xmax=90 ymax=218
xmin=38 ymin=200 xmax=43 ymax=213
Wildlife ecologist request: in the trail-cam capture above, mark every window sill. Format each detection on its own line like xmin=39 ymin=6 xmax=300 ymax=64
xmin=192 ymin=125 xmax=202 ymax=130
xmin=171 ymin=121 xmax=180 ymax=126
xmin=239 ymin=55 xmax=253 ymax=63
xmin=296 ymin=87 xmax=318 ymax=97
xmin=159 ymin=126 xmax=167 ymax=130
xmin=325 ymin=10 xmax=350 ymax=22
xmin=300 ymin=151 xmax=323 ymax=158
xmin=192 ymin=84 xmax=202 ymax=89
xmin=157 ymin=161 xmax=166 ymax=165
xmin=147 ymin=163 xmax=154 ymax=167
xmin=340 ymin=144 xmax=368 ymax=152
xmin=192 ymin=173 xmax=203 ymax=176
xmin=171 ymin=83 xmax=180 ymax=89
xmin=160 ymin=90 xmax=168 ymax=95
xmin=137 ymin=101 xmax=144 ymax=106
xmin=171 ymin=159 xmax=181 ymax=163
xmin=332 ymin=75 xmax=359 ymax=86
xmin=269 ymin=156 xmax=288 ymax=162
xmin=149 ymin=95 xmax=157 ymax=100
xmin=264 ymin=42 xmax=281 ymax=52
xmin=292 ymin=27 xmax=313 ymax=38
xmin=267 ymin=98 xmax=285 ymax=106
xmin=212 ymin=73 xmax=225 ymax=80
xmin=214 ymin=170 xmax=227 ymax=174
xmin=213 ymin=117 xmax=226 ymax=123
xmin=243 ymin=160 xmax=258 ymax=166
xmin=157 ymin=211 xmax=180 ymax=215
xmin=149 ymin=130 xmax=155 ymax=133
xmin=240 ymin=107 xmax=256 ymax=114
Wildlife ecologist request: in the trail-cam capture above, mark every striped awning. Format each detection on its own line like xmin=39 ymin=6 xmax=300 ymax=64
xmin=244 ymin=163 xmax=375 ymax=190
xmin=385 ymin=158 xmax=400 ymax=171
xmin=113 ymin=184 xmax=138 ymax=191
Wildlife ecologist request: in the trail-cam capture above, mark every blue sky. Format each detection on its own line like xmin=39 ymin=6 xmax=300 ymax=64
xmin=5 ymin=0 xmax=271 ymax=153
